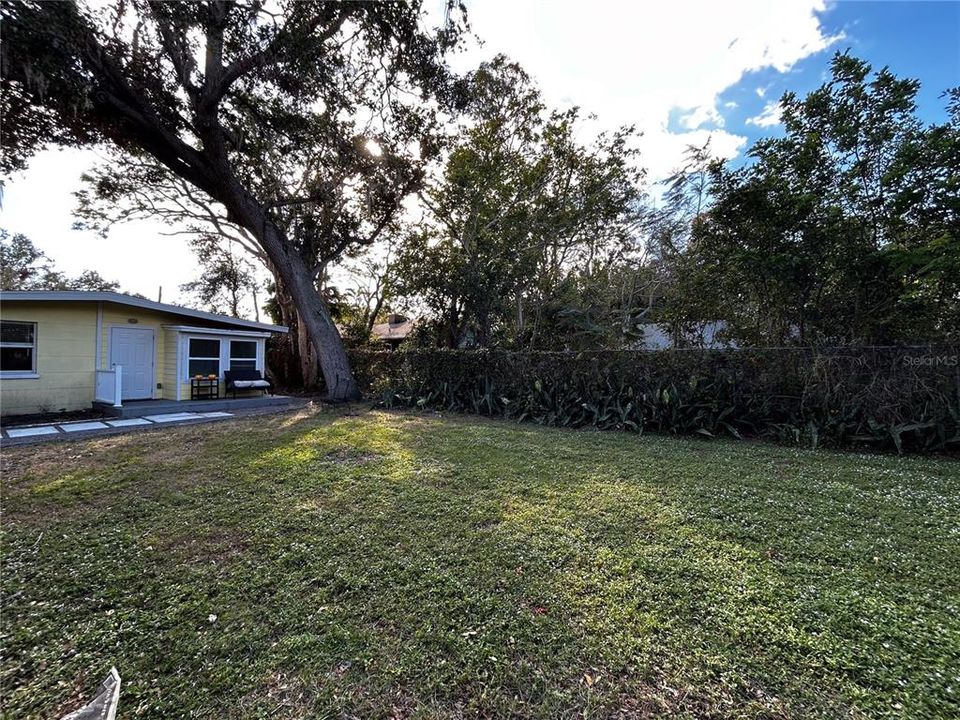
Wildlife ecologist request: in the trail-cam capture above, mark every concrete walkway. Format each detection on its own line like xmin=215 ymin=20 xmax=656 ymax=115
xmin=1 ymin=401 xmax=308 ymax=447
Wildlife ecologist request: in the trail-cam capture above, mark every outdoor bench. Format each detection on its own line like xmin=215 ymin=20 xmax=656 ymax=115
xmin=224 ymin=369 xmax=272 ymax=398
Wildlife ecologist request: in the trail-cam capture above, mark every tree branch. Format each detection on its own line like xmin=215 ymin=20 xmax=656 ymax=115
xmin=210 ymin=5 xmax=351 ymax=105
xmin=147 ymin=1 xmax=200 ymax=103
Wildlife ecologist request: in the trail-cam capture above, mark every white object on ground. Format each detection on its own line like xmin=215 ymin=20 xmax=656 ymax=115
xmin=197 ymin=412 xmax=234 ymax=418
xmin=60 ymin=666 xmax=121 ymax=720
xmin=6 ymin=425 xmax=60 ymax=438
xmin=142 ymin=413 xmax=203 ymax=423
xmin=61 ymin=422 xmax=110 ymax=433
xmin=105 ymin=418 xmax=153 ymax=427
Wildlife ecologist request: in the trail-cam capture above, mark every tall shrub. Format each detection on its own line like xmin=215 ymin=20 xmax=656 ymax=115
xmin=349 ymin=348 xmax=960 ymax=453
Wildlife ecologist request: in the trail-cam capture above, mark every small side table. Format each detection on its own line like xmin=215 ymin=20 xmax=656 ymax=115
xmin=191 ymin=377 xmax=220 ymax=401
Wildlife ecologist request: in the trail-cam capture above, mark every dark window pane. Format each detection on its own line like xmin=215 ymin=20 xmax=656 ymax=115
xmin=1 ymin=321 xmax=34 ymax=344
xmin=230 ymin=359 xmax=257 ymax=371
xmin=188 ymin=359 xmax=220 ymax=377
xmin=1 ymin=346 xmax=33 ymax=372
xmin=230 ymin=340 xmax=257 ymax=359
xmin=189 ymin=338 xmax=220 ymax=358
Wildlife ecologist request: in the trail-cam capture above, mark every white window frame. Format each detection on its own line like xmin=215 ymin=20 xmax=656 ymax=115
xmin=178 ymin=331 xmax=267 ymax=382
xmin=228 ymin=339 xmax=259 ymax=372
xmin=186 ymin=336 xmax=222 ymax=380
xmin=1 ymin=320 xmax=39 ymax=378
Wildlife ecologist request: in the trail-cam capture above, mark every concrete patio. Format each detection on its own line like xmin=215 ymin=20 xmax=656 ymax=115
xmin=93 ymin=394 xmax=291 ymax=418
xmin=2 ymin=397 xmax=305 ymax=446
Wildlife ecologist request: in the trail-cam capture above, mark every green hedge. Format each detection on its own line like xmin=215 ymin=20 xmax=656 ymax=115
xmin=348 ymin=348 xmax=960 ymax=453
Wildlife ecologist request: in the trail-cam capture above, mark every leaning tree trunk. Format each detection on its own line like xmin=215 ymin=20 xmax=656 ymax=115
xmin=266 ymin=233 xmax=357 ymax=400
xmin=268 ymin=235 xmax=356 ymax=399
xmin=226 ymin=188 xmax=359 ymax=401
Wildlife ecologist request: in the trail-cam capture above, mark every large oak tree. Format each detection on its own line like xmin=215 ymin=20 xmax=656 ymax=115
xmin=2 ymin=0 xmax=464 ymax=399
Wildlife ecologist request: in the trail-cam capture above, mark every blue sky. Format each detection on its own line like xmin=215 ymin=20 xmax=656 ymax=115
xmin=707 ymin=0 xmax=960 ymax=150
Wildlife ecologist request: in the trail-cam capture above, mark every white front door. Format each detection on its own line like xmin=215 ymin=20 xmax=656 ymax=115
xmin=109 ymin=327 xmax=155 ymax=400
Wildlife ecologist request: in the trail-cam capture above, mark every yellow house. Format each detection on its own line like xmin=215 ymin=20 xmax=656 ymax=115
xmin=0 ymin=291 xmax=288 ymax=417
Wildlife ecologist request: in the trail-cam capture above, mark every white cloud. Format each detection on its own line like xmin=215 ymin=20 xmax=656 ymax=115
xmin=447 ymin=0 xmax=842 ymax=176
xmin=679 ymin=105 xmax=724 ymax=130
xmin=746 ymin=101 xmax=784 ymax=127
xmin=642 ymin=128 xmax=747 ymax=188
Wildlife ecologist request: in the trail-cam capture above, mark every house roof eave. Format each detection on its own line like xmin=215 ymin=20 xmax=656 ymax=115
xmin=0 ymin=290 xmax=287 ymax=333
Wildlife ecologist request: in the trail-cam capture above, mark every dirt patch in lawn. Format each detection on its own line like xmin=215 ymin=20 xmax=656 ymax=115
xmin=153 ymin=528 xmax=252 ymax=564
xmin=323 ymin=447 xmax=381 ymax=466
xmin=1 ymin=434 xmax=135 ymax=488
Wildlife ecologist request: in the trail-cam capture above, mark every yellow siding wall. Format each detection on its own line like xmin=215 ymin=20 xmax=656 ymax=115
xmin=0 ymin=302 xmax=98 ymax=416
xmin=163 ymin=327 xmax=181 ymax=401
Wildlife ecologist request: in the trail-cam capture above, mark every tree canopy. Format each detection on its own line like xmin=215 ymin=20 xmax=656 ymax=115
xmin=658 ymin=54 xmax=959 ymax=346
xmin=392 ymin=56 xmax=648 ymax=349
xmin=3 ymin=2 xmax=955 ymax=369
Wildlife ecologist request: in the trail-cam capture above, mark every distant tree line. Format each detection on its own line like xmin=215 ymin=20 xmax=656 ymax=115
xmin=389 ymin=53 xmax=958 ymax=350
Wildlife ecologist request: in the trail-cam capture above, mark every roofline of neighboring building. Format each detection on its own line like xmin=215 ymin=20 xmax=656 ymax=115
xmin=0 ymin=290 xmax=287 ymax=334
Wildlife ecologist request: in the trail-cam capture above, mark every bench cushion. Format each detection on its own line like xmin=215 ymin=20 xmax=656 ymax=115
xmin=231 ymin=379 xmax=270 ymax=389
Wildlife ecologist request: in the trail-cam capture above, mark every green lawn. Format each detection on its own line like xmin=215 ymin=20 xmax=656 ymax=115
xmin=2 ymin=408 xmax=958 ymax=719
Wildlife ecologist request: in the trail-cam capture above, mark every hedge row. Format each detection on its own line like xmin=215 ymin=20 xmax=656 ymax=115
xmin=348 ymin=348 xmax=960 ymax=453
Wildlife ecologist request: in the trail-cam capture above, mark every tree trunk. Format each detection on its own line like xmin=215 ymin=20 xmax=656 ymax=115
xmin=265 ymin=268 xmax=319 ymax=390
xmin=229 ymin=282 xmax=240 ymax=318
xmin=225 ymin=189 xmax=359 ymax=401
xmin=365 ymin=294 xmax=385 ymax=337
xmin=296 ymin=309 xmax=321 ymax=389
xmin=271 ymin=278 xmax=301 ymax=387
xmin=267 ymin=229 xmax=357 ymax=399
xmin=445 ymin=300 xmax=461 ymax=348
